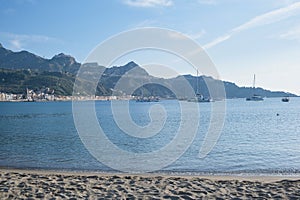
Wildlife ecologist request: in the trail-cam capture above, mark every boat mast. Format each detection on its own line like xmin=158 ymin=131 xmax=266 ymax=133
xmin=141 ymin=77 xmax=144 ymax=98
xmin=252 ymin=74 xmax=256 ymax=95
xmin=196 ymin=69 xmax=199 ymax=95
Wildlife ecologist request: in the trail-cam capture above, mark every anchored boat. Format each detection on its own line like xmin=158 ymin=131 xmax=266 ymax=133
xmin=246 ymin=74 xmax=264 ymax=101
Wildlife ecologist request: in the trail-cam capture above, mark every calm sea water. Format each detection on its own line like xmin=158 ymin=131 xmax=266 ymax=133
xmin=0 ymin=98 xmax=300 ymax=175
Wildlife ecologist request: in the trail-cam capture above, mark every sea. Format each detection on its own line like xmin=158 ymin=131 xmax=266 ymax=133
xmin=1 ymin=98 xmax=300 ymax=175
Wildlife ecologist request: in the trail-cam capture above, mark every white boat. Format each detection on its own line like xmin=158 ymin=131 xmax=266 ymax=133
xmin=246 ymin=74 xmax=264 ymax=101
xmin=188 ymin=70 xmax=212 ymax=103
xmin=188 ymin=93 xmax=212 ymax=102
xmin=246 ymin=94 xmax=264 ymax=101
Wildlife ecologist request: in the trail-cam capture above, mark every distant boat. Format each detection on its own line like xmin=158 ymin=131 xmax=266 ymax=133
xmin=188 ymin=93 xmax=212 ymax=103
xmin=246 ymin=94 xmax=264 ymax=101
xmin=282 ymin=97 xmax=289 ymax=102
xmin=246 ymin=74 xmax=264 ymax=101
xmin=188 ymin=69 xmax=212 ymax=103
xmin=136 ymin=96 xmax=159 ymax=102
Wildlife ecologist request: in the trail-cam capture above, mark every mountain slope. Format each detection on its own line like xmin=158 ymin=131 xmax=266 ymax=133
xmin=0 ymin=68 xmax=111 ymax=96
xmin=0 ymin=44 xmax=80 ymax=73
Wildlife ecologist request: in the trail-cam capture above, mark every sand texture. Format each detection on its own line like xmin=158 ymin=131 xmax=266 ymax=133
xmin=1 ymin=169 xmax=300 ymax=199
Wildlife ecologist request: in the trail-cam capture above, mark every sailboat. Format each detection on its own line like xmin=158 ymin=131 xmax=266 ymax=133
xmin=188 ymin=70 xmax=212 ymax=103
xmin=246 ymin=74 xmax=264 ymax=101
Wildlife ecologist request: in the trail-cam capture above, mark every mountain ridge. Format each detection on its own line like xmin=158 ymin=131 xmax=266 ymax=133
xmin=0 ymin=44 xmax=296 ymax=98
xmin=0 ymin=45 xmax=81 ymax=74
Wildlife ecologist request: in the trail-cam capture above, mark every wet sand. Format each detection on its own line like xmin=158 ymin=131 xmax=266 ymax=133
xmin=1 ymin=169 xmax=300 ymax=199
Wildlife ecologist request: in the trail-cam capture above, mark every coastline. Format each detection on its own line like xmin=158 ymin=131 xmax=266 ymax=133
xmin=1 ymin=168 xmax=300 ymax=199
xmin=0 ymin=95 xmax=134 ymax=102
xmin=2 ymin=167 xmax=300 ymax=181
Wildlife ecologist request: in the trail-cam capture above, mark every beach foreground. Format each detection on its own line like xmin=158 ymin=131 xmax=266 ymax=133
xmin=1 ymin=169 xmax=300 ymax=199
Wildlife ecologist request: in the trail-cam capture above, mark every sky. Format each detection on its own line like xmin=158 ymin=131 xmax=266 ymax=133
xmin=0 ymin=0 xmax=300 ymax=94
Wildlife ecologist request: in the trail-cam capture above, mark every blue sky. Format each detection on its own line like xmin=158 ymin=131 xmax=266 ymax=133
xmin=1 ymin=0 xmax=300 ymax=94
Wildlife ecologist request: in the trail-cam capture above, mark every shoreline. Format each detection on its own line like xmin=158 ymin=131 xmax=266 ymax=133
xmin=1 ymin=168 xmax=300 ymax=199
xmin=2 ymin=167 xmax=300 ymax=182
xmin=0 ymin=166 xmax=300 ymax=182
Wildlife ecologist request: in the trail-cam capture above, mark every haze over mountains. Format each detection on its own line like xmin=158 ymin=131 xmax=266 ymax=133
xmin=0 ymin=43 xmax=296 ymax=98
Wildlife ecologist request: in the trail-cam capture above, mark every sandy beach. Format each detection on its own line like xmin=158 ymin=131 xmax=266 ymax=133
xmin=0 ymin=169 xmax=300 ymax=199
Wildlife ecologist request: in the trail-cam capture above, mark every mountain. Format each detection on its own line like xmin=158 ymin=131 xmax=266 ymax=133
xmin=0 ymin=44 xmax=297 ymax=98
xmin=49 ymin=53 xmax=80 ymax=74
xmin=0 ymin=44 xmax=80 ymax=73
xmin=103 ymin=61 xmax=148 ymax=77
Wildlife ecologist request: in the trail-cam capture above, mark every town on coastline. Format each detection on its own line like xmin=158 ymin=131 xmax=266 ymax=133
xmin=0 ymin=88 xmax=134 ymax=102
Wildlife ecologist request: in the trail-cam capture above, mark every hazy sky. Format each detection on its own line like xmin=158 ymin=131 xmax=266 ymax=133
xmin=1 ymin=0 xmax=300 ymax=94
